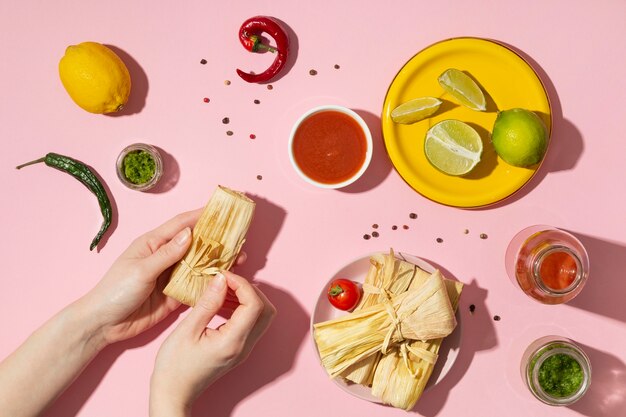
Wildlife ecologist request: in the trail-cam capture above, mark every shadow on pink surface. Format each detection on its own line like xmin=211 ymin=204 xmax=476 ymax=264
xmin=478 ymin=42 xmax=584 ymax=210
xmin=104 ymin=45 xmax=148 ymax=117
xmin=340 ymin=110 xmax=393 ymax=193
xmin=566 ymin=232 xmax=626 ymax=324
xmin=413 ymin=261 xmax=498 ymax=415
xmin=193 ymin=281 xmax=309 ymax=417
xmin=234 ymin=194 xmax=286 ymax=278
xmin=147 ymin=147 xmax=180 ymax=194
xmin=569 ymin=343 xmax=626 ymax=417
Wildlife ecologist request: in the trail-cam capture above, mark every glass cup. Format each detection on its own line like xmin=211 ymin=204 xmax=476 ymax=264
xmin=505 ymin=225 xmax=589 ymax=304
xmin=116 ymin=143 xmax=163 ymax=191
xmin=521 ymin=335 xmax=591 ymax=406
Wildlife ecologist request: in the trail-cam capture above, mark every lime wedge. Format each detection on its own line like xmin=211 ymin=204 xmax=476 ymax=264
xmin=438 ymin=68 xmax=486 ymax=111
xmin=391 ymin=97 xmax=442 ymax=124
xmin=424 ymin=119 xmax=483 ymax=175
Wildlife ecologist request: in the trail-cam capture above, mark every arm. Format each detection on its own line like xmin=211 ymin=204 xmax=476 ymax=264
xmin=0 ymin=210 xmax=200 ymax=417
xmin=0 ymin=299 xmax=106 ymax=416
xmin=149 ymin=271 xmax=276 ymax=417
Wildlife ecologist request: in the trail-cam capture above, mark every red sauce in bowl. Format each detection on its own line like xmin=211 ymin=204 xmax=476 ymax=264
xmin=539 ymin=250 xmax=578 ymax=290
xmin=292 ymin=110 xmax=367 ymax=185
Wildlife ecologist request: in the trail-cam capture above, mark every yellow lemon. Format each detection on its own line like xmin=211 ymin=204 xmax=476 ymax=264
xmin=59 ymin=42 xmax=131 ymax=114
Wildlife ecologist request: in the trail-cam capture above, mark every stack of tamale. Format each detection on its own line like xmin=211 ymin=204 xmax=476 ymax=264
xmin=313 ymin=250 xmax=463 ymax=410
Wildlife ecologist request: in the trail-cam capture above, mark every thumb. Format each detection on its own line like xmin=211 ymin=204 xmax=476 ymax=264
xmin=142 ymin=227 xmax=192 ymax=277
xmin=183 ymin=273 xmax=227 ymax=332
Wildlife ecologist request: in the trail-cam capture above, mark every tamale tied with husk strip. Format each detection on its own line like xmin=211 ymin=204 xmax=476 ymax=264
xmin=340 ymin=250 xmax=418 ymax=385
xmin=371 ymin=274 xmax=464 ymax=410
xmin=163 ymin=186 xmax=255 ymax=306
xmin=313 ymin=270 xmax=457 ymax=378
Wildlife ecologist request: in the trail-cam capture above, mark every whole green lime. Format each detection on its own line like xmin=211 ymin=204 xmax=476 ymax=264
xmin=491 ymin=108 xmax=548 ymax=167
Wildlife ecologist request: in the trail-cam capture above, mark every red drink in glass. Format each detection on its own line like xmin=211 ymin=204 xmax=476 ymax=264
xmin=505 ymin=225 xmax=589 ymax=304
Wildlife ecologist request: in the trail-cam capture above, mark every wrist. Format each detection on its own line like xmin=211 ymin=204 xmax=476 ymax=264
xmin=66 ymin=296 xmax=110 ymax=352
xmin=149 ymin=401 xmax=191 ymax=417
xmin=149 ymin=387 xmax=192 ymax=417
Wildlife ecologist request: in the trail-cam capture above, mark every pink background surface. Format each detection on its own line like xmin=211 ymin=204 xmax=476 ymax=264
xmin=1 ymin=1 xmax=625 ymax=416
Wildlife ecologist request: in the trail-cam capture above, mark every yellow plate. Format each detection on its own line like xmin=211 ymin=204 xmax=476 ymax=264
xmin=382 ymin=38 xmax=552 ymax=208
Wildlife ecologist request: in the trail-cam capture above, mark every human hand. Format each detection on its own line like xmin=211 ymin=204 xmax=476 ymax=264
xmin=149 ymin=271 xmax=276 ymax=416
xmin=78 ymin=210 xmax=201 ymax=347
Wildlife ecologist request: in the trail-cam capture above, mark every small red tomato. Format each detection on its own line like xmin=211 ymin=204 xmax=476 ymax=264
xmin=327 ymin=279 xmax=361 ymax=311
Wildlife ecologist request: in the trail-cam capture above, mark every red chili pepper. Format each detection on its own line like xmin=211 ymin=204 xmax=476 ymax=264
xmin=236 ymin=16 xmax=289 ymax=83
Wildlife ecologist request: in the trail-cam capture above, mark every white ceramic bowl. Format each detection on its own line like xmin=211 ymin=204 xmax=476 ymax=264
xmin=288 ymin=105 xmax=373 ymax=189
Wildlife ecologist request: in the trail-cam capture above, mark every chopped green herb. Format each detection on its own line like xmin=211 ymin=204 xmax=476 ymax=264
xmin=538 ymin=353 xmax=584 ymax=397
xmin=123 ymin=150 xmax=156 ymax=185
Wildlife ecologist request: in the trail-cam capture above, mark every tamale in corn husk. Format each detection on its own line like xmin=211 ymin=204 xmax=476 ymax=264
xmin=371 ymin=273 xmax=464 ymax=410
xmin=313 ymin=270 xmax=456 ymax=377
xmin=163 ymin=186 xmax=255 ymax=306
xmin=341 ymin=250 xmax=418 ymax=385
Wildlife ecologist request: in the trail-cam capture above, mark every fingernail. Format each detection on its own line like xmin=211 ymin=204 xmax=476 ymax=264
xmin=175 ymin=227 xmax=191 ymax=246
xmin=208 ymin=273 xmax=226 ymax=292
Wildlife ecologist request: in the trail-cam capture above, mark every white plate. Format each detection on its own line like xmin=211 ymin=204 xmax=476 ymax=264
xmin=311 ymin=252 xmax=461 ymax=403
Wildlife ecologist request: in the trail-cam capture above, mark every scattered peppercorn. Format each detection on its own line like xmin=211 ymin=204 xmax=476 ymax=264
xmin=200 ymin=59 xmax=207 ymax=65
xmin=372 ymin=224 xmax=378 ymax=229
xmin=309 ymin=69 xmax=318 ymax=76
xmin=403 ymin=225 xmax=409 ymax=230
xmin=254 ymin=99 xmax=260 ymax=104
xmin=409 ymin=213 xmax=417 ymax=219
xmin=436 ymin=238 xmax=443 ymax=243
xmin=372 ymin=231 xmax=379 ymax=238
xmin=464 ymin=229 xmax=470 ymax=234
xmin=203 ymin=98 xmax=210 ymax=103
xmin=494 ymin=315 xmax=501 ymax=321
xmin=256 ymin=175 xmax=263 ymax=180
xmin=250 ymin=134 xmax=256 ymax=139
xmin=469 ymin=304 xmax=476 ymax=314
xmin=392 ymin=225 xmax=398 ymax=230
xmin=267 ymin=84 xmax=273 ymax=90
xmin=334 ymin=64 xmax=340 ymax=69
xmin=224 ymin=80 xmax=231 ymax=85
xmin=222 ymin=117 xmax=230 ymax=124
xmin=480 ymin=233 xmax=488 ymax=239
xmin=363 ymin=234 xmax=371 ymax=240
xmin=226 ymin=131 xmax=233 ymax=136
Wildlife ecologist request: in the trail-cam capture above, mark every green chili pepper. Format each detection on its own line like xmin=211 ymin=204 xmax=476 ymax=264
xmin=16 ymin=152 xmax=113 ymax=251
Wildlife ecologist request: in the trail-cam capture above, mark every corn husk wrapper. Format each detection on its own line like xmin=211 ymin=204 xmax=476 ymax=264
xmin=313 ymin=270 xmax=456 ymax=377
xmin=341 ymin=250 xmax=418 ymax=385
xmin=372 ymin=276 xmax=463 ymax=410
xmin=163 ymin=186 xmax=255 ymax=306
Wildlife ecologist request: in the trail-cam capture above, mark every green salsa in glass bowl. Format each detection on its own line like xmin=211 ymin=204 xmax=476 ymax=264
xmin=116 ymin=143 xmax=163 ymax=191
xmin=521 ymin=336 xmax=591 ymax=406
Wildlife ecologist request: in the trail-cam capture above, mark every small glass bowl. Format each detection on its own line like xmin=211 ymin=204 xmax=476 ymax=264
xmin=116 ymin=143 xmax=163 ymax=191
xmin=521 ymin=335 xmax=591 ymax=406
